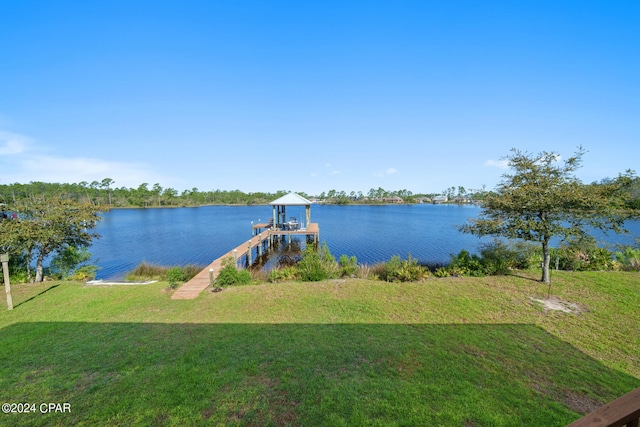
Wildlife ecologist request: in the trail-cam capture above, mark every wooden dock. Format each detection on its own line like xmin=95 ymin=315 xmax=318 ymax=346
xmin=171 ymin=223 xmax=319 ymax=300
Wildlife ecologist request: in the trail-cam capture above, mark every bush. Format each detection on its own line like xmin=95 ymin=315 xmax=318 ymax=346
xmin=554 ymin=235 xmax=613 ymax=271
xmin=480 ymin=240 xmax=538 ymax=273
xmin=382 ymin=254 xmax=426 ymax=282
xmin=449 ymin=250 xmax=486 ymax=277
xmin=615 ymin=247 xmax=640 ymax=271
xmin=339 ymin=254 xmax=358 ymax=277
xmin=297 ymin=243 xmax=338 ymax=282
xmin=434 ymin=267 xmax=451 ymax=278
xmin=71 ymin=265 xmax=98 ymax=281
xmin=166 ymin=267 xmax=186 ymax=289
xmin=268 ymin=266 xmax=298 ymax=282
xmin=216 ymin=257 xmax=252 ymax=287
xmin=445 ymin=240 xmax=541 ymax=277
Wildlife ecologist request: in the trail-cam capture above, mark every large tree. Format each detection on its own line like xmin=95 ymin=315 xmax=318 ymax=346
xmin=461 ymin=147 xmax=638 ymax=285
xmin=0 ymin=196 xmax=103 ymax=282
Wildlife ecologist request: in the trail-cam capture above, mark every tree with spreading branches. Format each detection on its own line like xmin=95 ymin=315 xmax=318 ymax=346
xmin=0 ymin=196 xmax=103 ymax=282
xmin=461 ymin=147 xmax=638 ymax=287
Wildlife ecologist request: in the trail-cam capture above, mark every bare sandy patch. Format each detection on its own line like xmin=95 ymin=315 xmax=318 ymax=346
xmin=530 ymin=296 xmax=585 ymax=314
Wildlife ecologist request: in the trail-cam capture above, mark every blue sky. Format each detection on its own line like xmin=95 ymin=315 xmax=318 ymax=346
xmin=1 ymin=1 xmax=638 ymax=195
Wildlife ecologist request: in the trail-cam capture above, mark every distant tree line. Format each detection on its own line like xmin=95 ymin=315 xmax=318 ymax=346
xmin=0 ymin=180 xmax=292 ymax=208
xmin=0 ymin=181 xmax=494 ymax=207
xmin=1 ymin=178 xmax=638 ymax=209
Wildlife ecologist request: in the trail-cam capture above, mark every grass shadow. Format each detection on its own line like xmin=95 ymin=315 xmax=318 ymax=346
xmin=0 ymin=322 xmax=637 ymax=426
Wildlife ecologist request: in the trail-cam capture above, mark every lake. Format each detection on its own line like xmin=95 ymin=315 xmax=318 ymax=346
xmin=89 ymin=204 xmax=640 ymax=280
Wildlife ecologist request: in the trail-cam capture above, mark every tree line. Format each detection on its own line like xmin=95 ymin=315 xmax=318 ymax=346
xmin=0 ymin=181 xmax=494 ymax=208
xmin=0 ymin=181 xmax=292 ymax=208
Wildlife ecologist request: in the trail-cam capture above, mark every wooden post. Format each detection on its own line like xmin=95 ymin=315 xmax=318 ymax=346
xmin=1 ymin=253 xmax=13 ymax=310
xmin=248 ymin=241 xmax=252 ymax=265
xmin=209 ymin=268 xmax=214 ymax=287
xmin=258 ymin=234 xmax=263 ymax=256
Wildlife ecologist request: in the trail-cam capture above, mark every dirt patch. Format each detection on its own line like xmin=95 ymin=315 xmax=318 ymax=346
xmin=562 ymin=390 xmax=603 ymax=414
xmin=530 ymin=296 xmax=585 ymax=314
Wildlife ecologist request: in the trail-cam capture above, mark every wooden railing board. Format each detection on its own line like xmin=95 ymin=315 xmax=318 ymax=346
xmin=567 ymin=387 xmax=640 ymax=427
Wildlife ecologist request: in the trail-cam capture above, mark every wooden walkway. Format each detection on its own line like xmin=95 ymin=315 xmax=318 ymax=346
xmin=171 ymin=223 xmax=319 ymax=300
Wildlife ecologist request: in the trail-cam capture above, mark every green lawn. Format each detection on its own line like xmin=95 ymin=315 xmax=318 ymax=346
xmin=0 ymin=271 xmax=638 ymax=426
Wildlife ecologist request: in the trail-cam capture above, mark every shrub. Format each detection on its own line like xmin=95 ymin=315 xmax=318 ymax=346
xmin=382 ymin=254 xmax=426 ymax=282
xmin=446 ymin=240 xmax=540 ymax=277
xmin=449 ymin=250 xmax=485 ymax=277
xmin=166 ymin=267 xmax=186 ymax=289
xmin=297 ymin=242 xmax=338 ymax=282
xmin=615 ymin=247 xmax=640 ymax=271
xmin=447 ymin=265 xmax=467 ymax=277
xmin=71 ymin=265 xmax=98 ymax=281
xmin=434 ymin=267 xmax=451 ymax=278
xmin=554 ymin=235 xmax=613 ymax=271
xmin=216 ymin=257 xmax=252 ymax=287
xmin=339 ymin=254 xmax=358 ymax=277
xmin=480 ymin=240 xmax=538 ymax=273
xmin=268 ymin=266 xmax=298 ymax=282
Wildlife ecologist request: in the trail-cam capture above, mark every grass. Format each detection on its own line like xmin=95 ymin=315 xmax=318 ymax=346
xmin=0 ymin=271 xmax=638 ymax=426
xmin=124 ymin=262 xmax=202 ymax=282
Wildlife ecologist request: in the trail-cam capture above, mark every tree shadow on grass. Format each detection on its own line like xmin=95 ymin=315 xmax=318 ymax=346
xmin=0 ymin=322 xmax=637 ymax=426
xmin=10 ymin=284 xmax=59 ymax=309
xmin=506 ymin=271 xmax=542 ymax=282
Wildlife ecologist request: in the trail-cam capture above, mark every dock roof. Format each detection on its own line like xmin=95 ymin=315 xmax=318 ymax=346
xmin=269 ymin=192 xmax=312 ymax=206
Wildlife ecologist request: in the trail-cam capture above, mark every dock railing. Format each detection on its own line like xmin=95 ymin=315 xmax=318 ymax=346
xmin=566 ymin=387 xmax=640 ymax=427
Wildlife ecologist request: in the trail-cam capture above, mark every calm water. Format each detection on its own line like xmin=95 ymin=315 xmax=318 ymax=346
xmin=89 ymin=204 xmax=640 ymax=280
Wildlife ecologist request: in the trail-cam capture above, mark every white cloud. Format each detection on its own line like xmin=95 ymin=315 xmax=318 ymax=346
xmin=0 ymin=129 xmax=173 ymax=188
xmin=374 ymin=167 xmax=399 ymax=177
xmin=329 ymin=170 xmax=340 ymax=175
xmin=483 ymin=159 xmax=509 ymax=169
xmin=4 ymin=153 xmax=169 ymax=188
xmin=0 ymin=131 xmax=31 ymax=155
